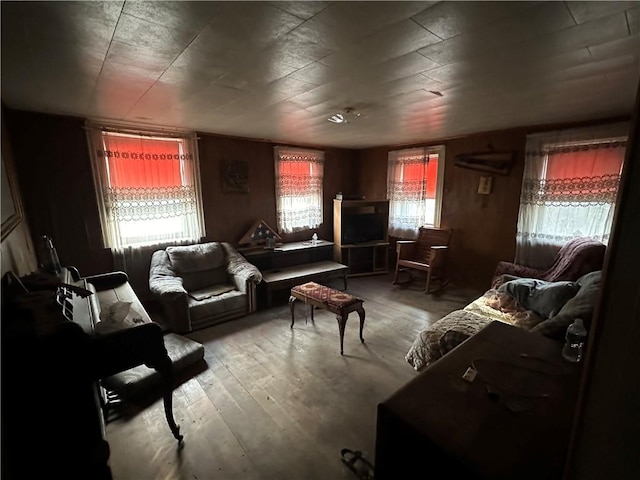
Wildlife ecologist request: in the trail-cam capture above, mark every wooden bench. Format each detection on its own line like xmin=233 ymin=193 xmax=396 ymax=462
xmin=261 ymin=260 xmax=348 ymax=307
xmin=289 ymin=281 xmax=365 ymax=355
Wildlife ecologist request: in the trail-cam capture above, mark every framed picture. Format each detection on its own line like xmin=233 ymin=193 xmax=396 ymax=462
xmin=1 ymin=151 xmax=23 ymax=241
xmin=222 ymin=160 xmax=249 ymax=193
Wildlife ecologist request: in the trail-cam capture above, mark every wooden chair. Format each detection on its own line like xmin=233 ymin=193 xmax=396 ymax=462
xmin=393 ymin=227 xmax=452 ymax=293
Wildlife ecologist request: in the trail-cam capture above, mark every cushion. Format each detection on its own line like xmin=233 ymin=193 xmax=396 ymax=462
xmin=188 ymin=284 xmax=236 ymax=300
xmin=499 ymin=278 xmax=580 ymax=319
xmin=531 ymin=270 xmax=602 ymax=340
xmin=166 ymin=242 xmax=225 ymax=274
xmin=95 ymin=301 xmax=146 ymax=334
xmin=166 ymin=242 xmax=230 ymax=292
xmin=180 ymin=267 xmax=229 ymax=292
xmin=188 ymin=289 xmax=247 ymax=327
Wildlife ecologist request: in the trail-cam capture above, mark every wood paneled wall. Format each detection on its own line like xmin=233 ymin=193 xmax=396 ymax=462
xmin=357 ymin=115 xmax=628 ymax=290
xmin=198 ymin=134 xmax=357 ymax=245
xmin=3 ymin=108 xmax=358 ymax=277
xmin=357 ymin=130 xmax=527 ymax=290
xmin=5 ymin=110 xmax=112 ymax=276
xmin=1 ymin=113 xmax=37 ymax=277
xmin=4 ymin=106 xmax=626 ymax=289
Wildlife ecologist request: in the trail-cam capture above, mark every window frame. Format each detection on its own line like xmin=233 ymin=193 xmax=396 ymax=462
xmin=273 ymin=146 xmax=325 ymax=234
xmin=387 ymin=144 xmax=445 ymax=236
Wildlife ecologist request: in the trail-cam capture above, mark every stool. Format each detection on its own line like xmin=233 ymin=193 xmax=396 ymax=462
xmin=289 ymin=282 xmax=365 ymax=355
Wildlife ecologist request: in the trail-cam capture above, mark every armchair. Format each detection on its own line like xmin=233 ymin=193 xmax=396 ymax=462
xmin=149 ymin=242 xmax=262 ymax=333
xmin=491 ymin=237 xmax=606 ymax=289
xmin=393 ymin=227 xmax=452 ymax=293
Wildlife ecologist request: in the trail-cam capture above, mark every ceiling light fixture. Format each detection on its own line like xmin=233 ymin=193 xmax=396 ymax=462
xmin=328 ymin=107 xmax=362 ymax=124
xmin=328 ymin=113 xmax=346 ymax=124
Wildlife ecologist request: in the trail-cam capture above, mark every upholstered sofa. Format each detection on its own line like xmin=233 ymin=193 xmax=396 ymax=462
xmin=406 ymin=270 xmax=603 ymax=370
xmin=149 ymin=242 xmax=263 ymax=333
xmin=83 ymin=270 xmax=206 ymax=401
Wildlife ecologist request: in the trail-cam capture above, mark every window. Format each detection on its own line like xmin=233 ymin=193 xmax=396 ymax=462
xmin=386 ymin=146 xmax=444 ymax=238
xmin=87 ymin=126 xmax=204 ymax=249
xmin=274 ymin=146 xmax=324 ymax=234
xmin=516 ymin=123 xmax=628 ymax=266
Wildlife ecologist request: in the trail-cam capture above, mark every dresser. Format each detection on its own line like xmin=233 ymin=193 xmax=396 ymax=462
xmin=375 ymin=322 xmax=582 ymax=480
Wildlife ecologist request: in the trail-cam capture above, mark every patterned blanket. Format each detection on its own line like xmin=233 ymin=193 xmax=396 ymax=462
xmin=405 ymin=289 xmax=544 ymax=370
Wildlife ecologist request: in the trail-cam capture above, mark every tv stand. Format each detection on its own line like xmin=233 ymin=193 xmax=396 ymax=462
xmin=333 ymin=199 xmax=390 ymax=276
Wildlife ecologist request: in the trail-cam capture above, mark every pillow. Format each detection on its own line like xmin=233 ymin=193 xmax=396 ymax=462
xmin=167 ymin=242 xmax=225 ymax=274
xmin=95 ymin=301 xmax=145 ymax=334
xmin=577 ymin=270 xmax=602 ymax=289
xmin=531 ymin=271 xmax=602 ymax=340
xmin=499 ymin=278 xmax=580 ymax=319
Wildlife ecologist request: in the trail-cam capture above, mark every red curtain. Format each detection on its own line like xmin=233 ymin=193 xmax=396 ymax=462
xmin=401 ymin=154 xmax=439 ymax=199
xmin=547 ymin=148 xmax=624 ymax=180
xmin=101 ymin=134 xmax=184 ymax=188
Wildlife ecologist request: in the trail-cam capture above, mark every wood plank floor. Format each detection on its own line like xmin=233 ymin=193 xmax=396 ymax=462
xmin=106 ymin=274 xmax=482 ymax=480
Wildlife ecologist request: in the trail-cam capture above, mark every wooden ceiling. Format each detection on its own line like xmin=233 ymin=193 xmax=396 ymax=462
xmin=1 ymin=1 xmax=639 ymax=148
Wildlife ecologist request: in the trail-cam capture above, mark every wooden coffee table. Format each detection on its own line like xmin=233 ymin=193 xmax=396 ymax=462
xmin=289 ymin=282 xmax=365 ymax=355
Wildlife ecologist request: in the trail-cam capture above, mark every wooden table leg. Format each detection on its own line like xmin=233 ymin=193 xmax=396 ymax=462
xmin=337 ymin=314 xmax=347 ymax=355
xmin=289 ymin=295 xmax=296 ymax=328
xmin=357 ymin=304 xmax=365 ymax=343
xmin=161 ymin=377 xmax=183 ymax=442
xmin=156 ymin=359 xmax=183 ymax=443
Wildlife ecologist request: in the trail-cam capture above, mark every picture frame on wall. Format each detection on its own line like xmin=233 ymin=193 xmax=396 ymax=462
xmin=222 ymin=160 xmax=249 ymax=193
xmin=1 ymin=151 xmax=23 ymax=241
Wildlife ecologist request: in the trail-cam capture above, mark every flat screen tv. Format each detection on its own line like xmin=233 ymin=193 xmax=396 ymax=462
xmin=342 ymin=213 xmax=386 ymax=244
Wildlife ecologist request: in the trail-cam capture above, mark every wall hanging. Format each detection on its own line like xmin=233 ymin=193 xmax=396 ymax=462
xmin=454 ymin=151 xmax=514 ymax=175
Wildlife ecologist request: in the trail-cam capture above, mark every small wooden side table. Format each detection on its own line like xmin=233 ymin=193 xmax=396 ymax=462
xmin=289 ymin=281 xmax=365 ymax=355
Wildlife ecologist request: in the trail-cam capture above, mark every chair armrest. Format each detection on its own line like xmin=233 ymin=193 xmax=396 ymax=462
xmin=223 ymin=242 xmax=263 ymax=285
xmin=430 ymin=246 xmax=448 ymax=269
xmin=148 ymin=250 xmax=187 ymax=298
xmin=148 ymin=250 xmax=191 ymax=332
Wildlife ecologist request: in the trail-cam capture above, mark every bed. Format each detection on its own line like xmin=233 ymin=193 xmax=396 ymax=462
xmin=405 ymin=270 xmax=602 ymax=371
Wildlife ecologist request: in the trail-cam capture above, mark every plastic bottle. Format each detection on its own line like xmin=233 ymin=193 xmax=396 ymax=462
xmin=562 ymin=318 xmax=587 ymax=363
xmin=36 ymin=235 xmax=62 ymax=275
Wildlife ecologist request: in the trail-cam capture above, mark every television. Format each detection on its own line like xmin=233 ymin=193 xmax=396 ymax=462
xmin=342 ymin=213 xmax=386 ymax=244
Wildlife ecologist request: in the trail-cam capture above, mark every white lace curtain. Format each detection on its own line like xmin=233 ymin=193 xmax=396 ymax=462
xmin=515 ymin=122 xmax=628 ymax=268
xmin=87 ymin=126 xmax=205 ymax=250
xmin=274 ymin=146 xmax=324 ymax=234
xmin=387 ymin=147 xmax=440 ymax=239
